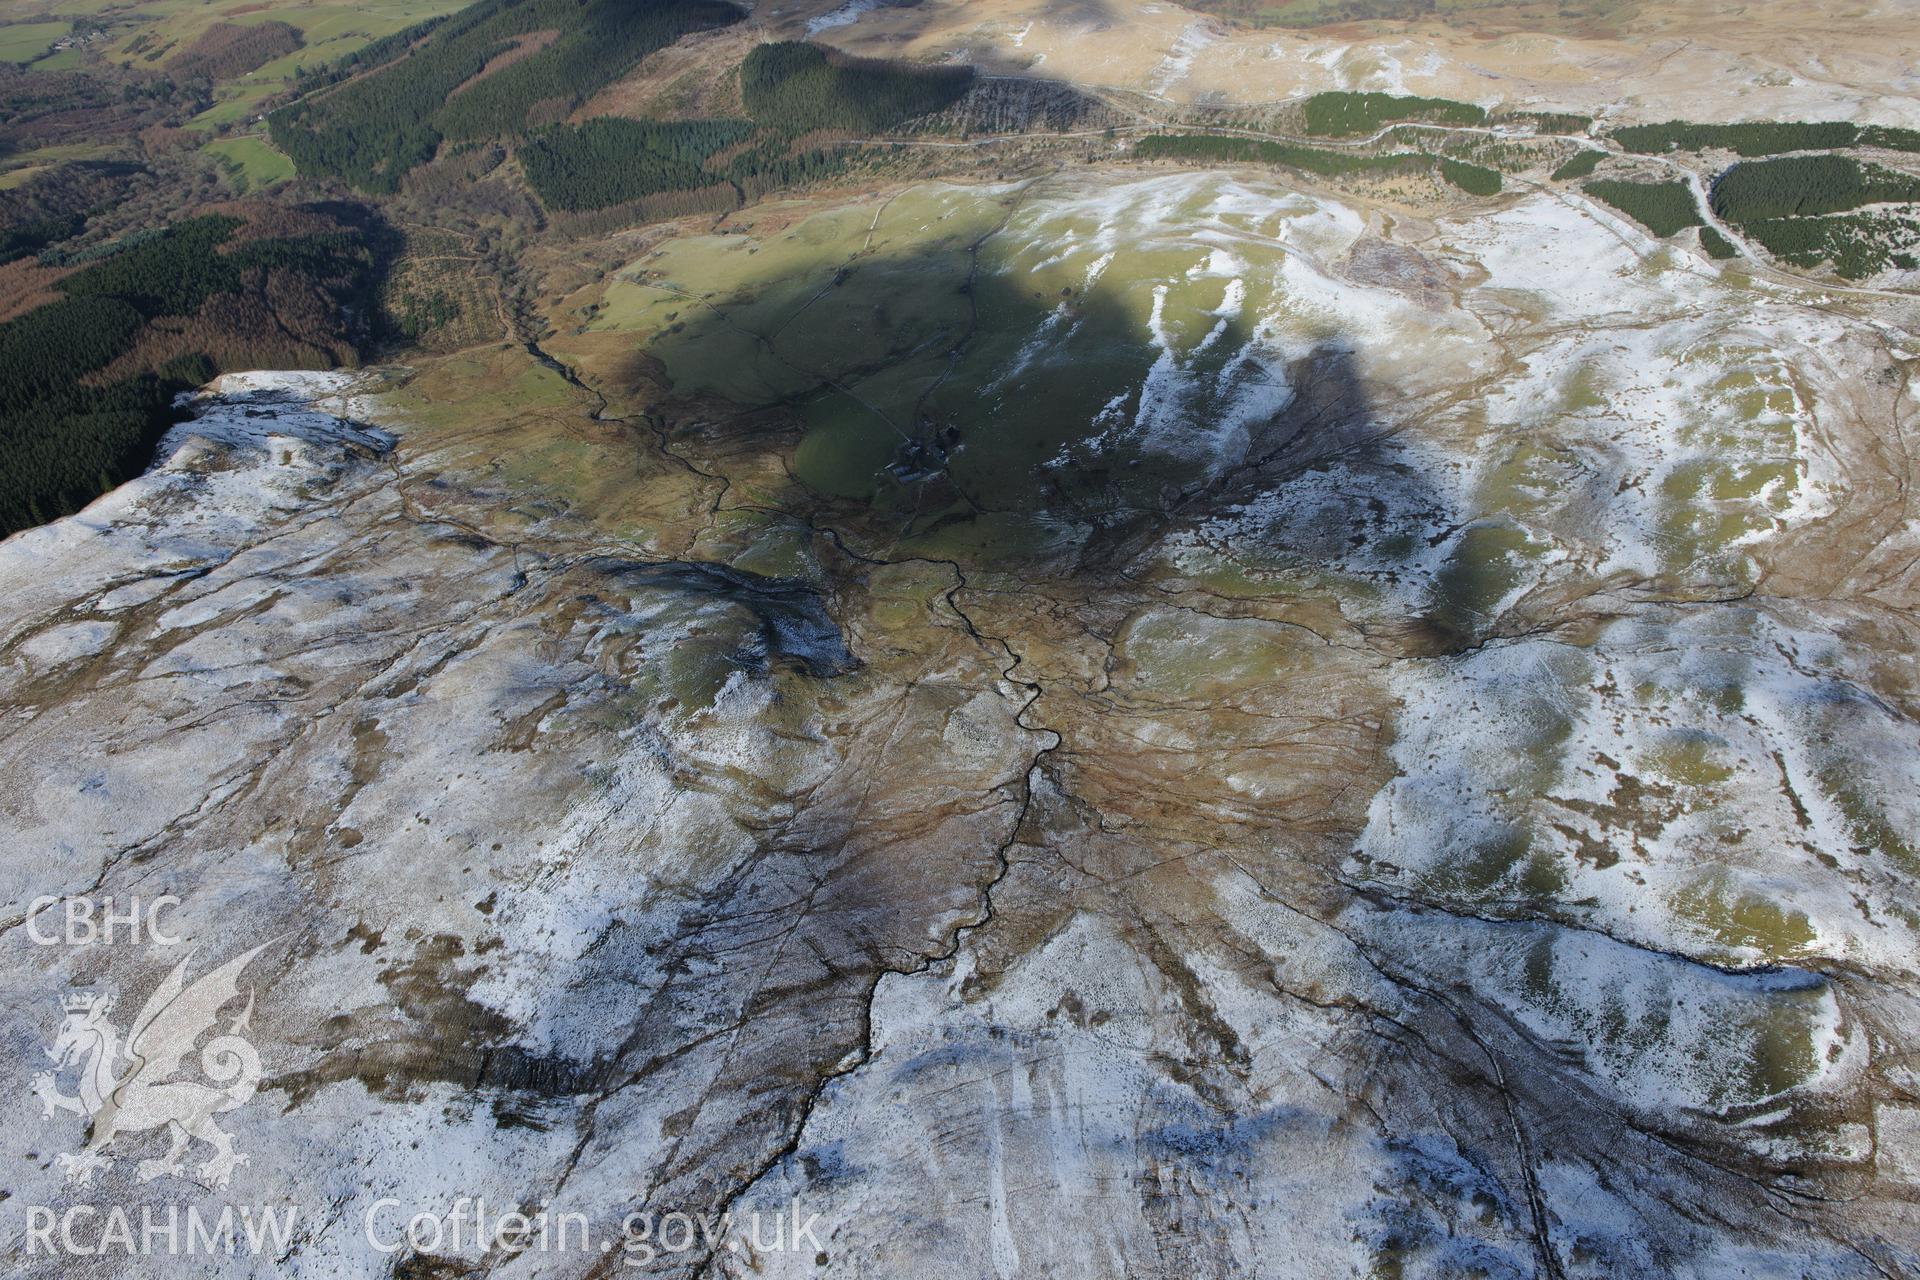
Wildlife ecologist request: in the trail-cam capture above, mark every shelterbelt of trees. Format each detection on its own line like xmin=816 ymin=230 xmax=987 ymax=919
xmin=1299 ymin=91 xmax=1486 ymax=137
xmin=0 ymin=206 xmax=379 ymax=535
xmin=1742 ymin=212 xmax=1918 ymax=277
xmin=268 ymin=0 xmax=743 ymax=192
xmin=1584 ymin=179 xmax=1703 ymax=238
xmin=1611 ymin=119 xmax=1920 ymax=157
xmin=1132 ymin=133 xmax=1501 ymax=195
xmin=1709 ymin=155 xmax=1920 ymax=222
xmin=1580 ymin=155 xmax=1920 ymax=279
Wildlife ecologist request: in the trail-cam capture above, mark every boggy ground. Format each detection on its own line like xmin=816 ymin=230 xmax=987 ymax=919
xmin=0 ymin=165 xmax=1918 ymax=1277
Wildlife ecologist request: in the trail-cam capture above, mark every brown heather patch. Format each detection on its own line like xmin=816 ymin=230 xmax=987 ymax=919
xmin=138 ymin=124 xmax=199 ymax=157
xmin=87 ymin=278 xmax=356 ymax=387
xmin=568 ymin=24 xmax=757 ymax=122
xmin=0 ymin=258 xmax=73 ymax=324
xmin=165 ymin=20 xmax=302 ymax=82
xmin=448 ymin=29 xmax=561 ymax=98
xmin=201 ymin=199 xmax=349 ymax=242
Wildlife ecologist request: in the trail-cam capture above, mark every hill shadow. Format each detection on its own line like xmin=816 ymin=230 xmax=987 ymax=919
xmin=590 ymin=204 xmax=1493 ymax=650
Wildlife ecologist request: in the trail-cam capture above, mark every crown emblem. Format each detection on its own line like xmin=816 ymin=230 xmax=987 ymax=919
xmin=60 ymin=992 xmax=102 ymax=1013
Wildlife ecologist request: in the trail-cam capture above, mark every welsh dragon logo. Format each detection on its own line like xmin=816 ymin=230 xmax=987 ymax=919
xmin=34 ymin=943 xmax=270 ymax=1188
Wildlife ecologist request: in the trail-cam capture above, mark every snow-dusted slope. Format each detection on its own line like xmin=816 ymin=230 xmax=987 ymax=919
xmin=2 ymin=173 xmax=1918 ymax=1277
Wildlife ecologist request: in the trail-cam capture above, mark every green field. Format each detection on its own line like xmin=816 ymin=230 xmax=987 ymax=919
xmin=21 ymin=0 xmax=468 ymax=106
xmin=189 ymin=82 xmax=282 ymax=130
xmin=29 ymin=45 xmax=89 ymax=71
xmin=204 ymin=136 xmax=296 ymax=190
xmin=239 ymin=0 xmax=472 ymax=75
xmin=0 ymin=165 xmax=52 ymax=191
xmin=0 ymin=20 xmax=68 ymax=64
xmin=0 ymin=142 xmax=121 ymax=189
xmin=97 ymin=0 xmax=469 ymax=68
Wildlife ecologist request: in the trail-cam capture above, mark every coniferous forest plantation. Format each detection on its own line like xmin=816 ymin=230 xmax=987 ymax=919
xmin=0 ymin=207 xmax=375 ymax=533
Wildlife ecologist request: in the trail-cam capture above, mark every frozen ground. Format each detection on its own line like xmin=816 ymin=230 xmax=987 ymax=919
xmin=2 ymin=168 xmax=1918 ymax=1276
